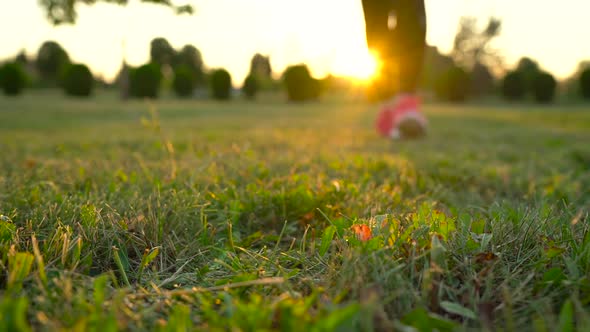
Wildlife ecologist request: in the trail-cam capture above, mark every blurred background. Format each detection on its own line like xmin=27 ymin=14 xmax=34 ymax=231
xmin=0 ymin=0 xmax=589 ymax=103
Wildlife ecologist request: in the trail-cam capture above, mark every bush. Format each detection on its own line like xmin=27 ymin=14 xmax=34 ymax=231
xmin=62 ymin=64 xmax=94 ymax=97
xmin=283 ymin=65 xmax=321 ymax=102
xmin=434 ymin=66 xmax=471 ymax=102
xmin=501 ymin=71 xmax=527 ymax=101
xmin=242 ymin=75 xmax=259 ymax=99
xmin=580 ymin=68 xmax=590 ymax=100
xmin=172 ymin=65 xmax=195 ymax=98
xmin=532 ymin=72 xmax=557 ymax=103
xmin=0 ymin=63 xmax=27 ymax=96
xmin=210 ymin=69 xmax=232 ymax=100
xmin=130 ymin=63 xmax=162 ymax=99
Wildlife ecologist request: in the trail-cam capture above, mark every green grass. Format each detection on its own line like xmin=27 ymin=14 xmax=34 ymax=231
xmin=0 ymin=91 xmax=589 ymax=331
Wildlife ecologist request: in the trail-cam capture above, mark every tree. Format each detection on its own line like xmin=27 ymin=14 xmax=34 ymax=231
xmin=39 ymin=0 xmax=193 ymax=25
xmin=242 ymin=75 xmax=259 ymax=99
xmin=247 ymin=54 xmax=274 ymax=91
xmin=516 ymin=57 xmax=540 ymax=74
xmin=249 ymin=54 xmax=272 ymax=80
xmin=470 ymin=62 xmax=495 ymax=96
xmin=15 ymin=50 xmax=28 ymax=66
xmin=421 ymin=45 xmax=455 ymax=91
xmin=434 ymin=66 xmax=471 ymax=102
xmin=501 ymin=71 xmax=526 ymax=101
xmin=580 ymin=68 xmax=590 ymax=100
xmin=172 ymin=65 xmax=195 ymax=98
xmin=452 ymin=17 xmax=502 ymax=71
xmin=283 ymin=65 xmax=321 ymax=102
xmin=36 ymin=41 xmax=70 ymax=82
xmin=175 ymin=45 xmax=205 ymax=86
xmin=515 ymin=57 xmax=541 ymax=92
xmin=532 ymin=72 xmax=557 ymax=104
xmin=562 ymin=61 xmax=590 ymax=99
xmin=150 ymin=37 xmax=176 ymax=68
xmin=130 ymin=63 xmax=162 ymax=98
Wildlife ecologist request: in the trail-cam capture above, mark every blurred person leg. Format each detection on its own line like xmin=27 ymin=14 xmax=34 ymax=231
xmin=362 ymin=0 xmax=428 ymax=139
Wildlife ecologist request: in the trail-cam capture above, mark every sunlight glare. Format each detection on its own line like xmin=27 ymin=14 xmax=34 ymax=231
xmin=332 ymin=51 xmax=379 ymax=82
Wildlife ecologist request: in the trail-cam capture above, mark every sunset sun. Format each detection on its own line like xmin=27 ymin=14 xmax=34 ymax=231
xmin=332 ymin=51 xmax=380 ymax=82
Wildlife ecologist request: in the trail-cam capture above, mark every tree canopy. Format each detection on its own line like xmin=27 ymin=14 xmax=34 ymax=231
xmin=36 ymin=41 xmax=70 ymax=80
xmin=452 ymin=17 xmax=502 ymax=70
xmin=176 ymin=45 xmax=205 ymax=86
xmin=39 ymin=0 xmax=193 ymax=25
xmin=249 ymin=54 xmax=272 ymax=79
xmin=150 ymin=37 xmax=176 ymax=67
xmin=516 ymin=57 xmax=541 ymax=91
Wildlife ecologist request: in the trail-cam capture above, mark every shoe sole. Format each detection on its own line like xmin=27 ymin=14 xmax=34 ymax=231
xmin=397 ymin=116 xmax=426 ymax=139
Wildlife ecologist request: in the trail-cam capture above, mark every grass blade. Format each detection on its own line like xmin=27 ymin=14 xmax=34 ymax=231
xmin=112 ymin=246 xmax=131 ymax=287
xmin=138 ymin=247 xmax=160 ymax=284
xmin=31 ymin=235 xmax=48 ymax=291
xmin=319 ymin=225 xmax=336 ymax=257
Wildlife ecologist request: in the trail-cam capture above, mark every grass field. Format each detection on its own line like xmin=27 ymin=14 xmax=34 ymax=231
xmin=0 ymin=92 xmax=589 ymax=331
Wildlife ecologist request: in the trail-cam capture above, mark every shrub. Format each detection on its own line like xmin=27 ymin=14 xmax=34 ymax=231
xmin=580 ymin=68 xmax=590 ymax=100
xmin=62 ymin=64 xmax=94 ymax=97
xmin=283 ymin=65 xmax=321 ymax=102
xmin=242 ymin=74 xmax=259 ymax=99
xmin=210 ymin=69 xmax=232 ymax=100
xmin=501 ymin=71 xmax=527 ymax=101
xmin=434 ymin=66 xmax=471 ymax=102
xmin=532 ymin=72 xmax=557 ymax=103
xmin=130 ymin=63 xmax=162 ymax=99
xmin=172 ymin=65 xmax=195 ymax=98
xmin=0 ymin=63 xmax=27 ymax=96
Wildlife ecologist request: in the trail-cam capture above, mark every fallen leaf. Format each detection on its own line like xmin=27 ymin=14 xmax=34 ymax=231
xmin=352 ymin=224 xmax=372 ymax=242
xmin=475 ymin=252 xmax=498 ymax=264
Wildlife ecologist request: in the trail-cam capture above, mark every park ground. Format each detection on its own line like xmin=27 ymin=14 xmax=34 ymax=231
xmin=0 ymin=91 xmax=589 ymax=331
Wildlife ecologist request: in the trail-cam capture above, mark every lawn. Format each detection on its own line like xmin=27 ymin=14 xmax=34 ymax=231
xmin=0 ymin=91 xmax=589 ymax=331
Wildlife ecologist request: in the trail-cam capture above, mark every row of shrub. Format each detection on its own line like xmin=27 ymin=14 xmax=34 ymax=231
xmin=5 ymin=39 xmax=590 ymax=103
xmin=0 ymin=61 xmax=267 ymax=101
xmin=0 ymin=62 xmax=94 ymax=97
xmin=128 ymin=62 xmax=321 ymax=102
xmin=4 ymin=58 xmax=590 ymax=104
xmin=0 ymin=37 xmax=320 ymax=102
xmin=0 ymin=60 xmax=244 ymax=100
xmin=433 ymin=63 xmax=590 ymax=104
xmin=1 ymin=39 xmax=267 ymax=100
xmin=127 ymin=63 xmax=237 ymax=100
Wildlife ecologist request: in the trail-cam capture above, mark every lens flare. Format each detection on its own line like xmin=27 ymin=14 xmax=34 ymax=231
xmin=332 ymin=51 xmax=379 ymax=82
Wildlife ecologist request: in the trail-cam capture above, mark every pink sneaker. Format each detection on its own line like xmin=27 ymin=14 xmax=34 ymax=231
xmin=375 ymin=95 xmax=427 ymax=139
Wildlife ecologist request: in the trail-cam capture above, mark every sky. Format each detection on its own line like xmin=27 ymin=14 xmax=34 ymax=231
xmin=1 ymin=0 xmax=589 ymax=84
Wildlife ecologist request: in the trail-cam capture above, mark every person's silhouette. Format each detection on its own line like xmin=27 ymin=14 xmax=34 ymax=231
xmin=362 ymin=0 xmax=428 ymax=139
